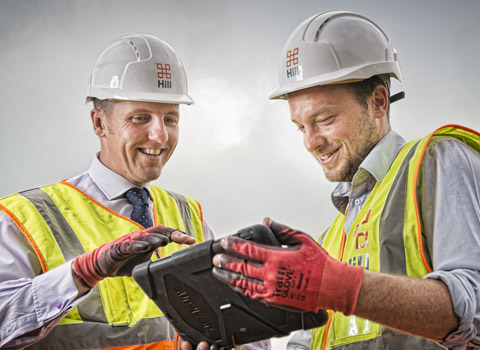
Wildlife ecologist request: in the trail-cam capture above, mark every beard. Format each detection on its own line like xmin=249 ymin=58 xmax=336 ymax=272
xmin=321 ymin=143 xmax=374 ymax=182
xmin=319 ymin=114 xmax=380 ymax=183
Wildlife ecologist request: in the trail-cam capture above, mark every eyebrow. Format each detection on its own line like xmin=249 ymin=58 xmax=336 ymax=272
xmin=310 ymin=107 xmax=336 ymax=118
xmin=165 ymin=111 xmax=180 ymax=117
xmin=291 ymin=107 xmax=336 ymax=123
xmin=129 ymin=109 xmax=180 ymax=117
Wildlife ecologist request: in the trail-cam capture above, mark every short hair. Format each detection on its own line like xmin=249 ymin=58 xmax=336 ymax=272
xmin=345 ymin=74 xmax=391 ymax=119
xmin=92 ymin=98 xmax=116 ymax=117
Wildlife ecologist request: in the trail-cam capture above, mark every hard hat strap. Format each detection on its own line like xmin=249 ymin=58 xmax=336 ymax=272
xmin=389 ymin=91 xmax=405 ymax=104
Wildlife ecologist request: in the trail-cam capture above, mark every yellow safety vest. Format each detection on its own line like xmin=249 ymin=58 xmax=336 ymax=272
xmin=311 ymin=125 xmax=480 ymax=349
xmin=0 ymin=180 xmax=205 ymax=350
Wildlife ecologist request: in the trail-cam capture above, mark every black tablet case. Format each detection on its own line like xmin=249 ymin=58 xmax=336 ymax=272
xmin=132 ymin=225 xmax=328 ymax=349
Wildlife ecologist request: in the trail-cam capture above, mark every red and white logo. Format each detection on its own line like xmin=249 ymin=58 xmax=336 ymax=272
xmin=286 ymin=48 xmax=299 ymax=68
xmin=156 ymin=63 xmax=171 ymax=79
xmin=354 ymin=209 xmax=371 ymax=250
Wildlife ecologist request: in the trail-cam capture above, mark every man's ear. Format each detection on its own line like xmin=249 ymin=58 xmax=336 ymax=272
xmin=91 ymin=108 xmax=106 ymax=137
xmin=372 ymin=85 xmax=389 ymax=119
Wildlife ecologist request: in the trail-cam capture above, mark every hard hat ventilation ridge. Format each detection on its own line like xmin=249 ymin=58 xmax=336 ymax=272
xmin=85 ymin=33 xmax=194 ymax=105
xmin=129 ymin=40 xmax=140 ymax=60
xmin=269 ymin=11 xmax=404 ymax=100
xmin=313 ymin=18 xmax=330 ymax=42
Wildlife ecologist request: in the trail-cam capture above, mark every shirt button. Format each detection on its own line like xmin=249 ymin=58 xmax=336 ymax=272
xmin=354 ymin=199 xmax=361 ymax=206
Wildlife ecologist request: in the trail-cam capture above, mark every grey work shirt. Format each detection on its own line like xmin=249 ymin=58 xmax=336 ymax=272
xmin=288 ymin=130 xmax=480 ymax=349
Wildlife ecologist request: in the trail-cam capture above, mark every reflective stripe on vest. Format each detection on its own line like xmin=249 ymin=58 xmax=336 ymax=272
xmin=311 ymin=125 xmax=480 ymax=349
xmin=28 ymin=317 xmax=180 ymax=350
xmin=0 ymin=181 xmax=205 ymax=350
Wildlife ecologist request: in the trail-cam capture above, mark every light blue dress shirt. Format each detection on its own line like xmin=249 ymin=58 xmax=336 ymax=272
xmin=288 ymin=130 xmax=480 ymax=349
xmin=0 ymin=154 xmax=215 ymax=348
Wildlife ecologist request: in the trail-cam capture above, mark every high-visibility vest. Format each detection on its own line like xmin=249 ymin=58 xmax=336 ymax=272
xmin=311 ymin=125 xmax=480 ymax=349
xmin=0 ymin=180 xmax=205 ymax=350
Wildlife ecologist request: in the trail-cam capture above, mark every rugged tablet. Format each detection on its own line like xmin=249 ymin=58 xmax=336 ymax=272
xmin=132 ymin=224 xmax=328 ymax=349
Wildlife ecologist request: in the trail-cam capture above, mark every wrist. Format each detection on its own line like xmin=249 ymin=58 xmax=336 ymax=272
xmin=72 ymin=268 xmax=92 ymax=295
xmin=72 ymin=254 xmax=103 ymax=289
xmin=318 ymin=258 xmax=364 ymax=315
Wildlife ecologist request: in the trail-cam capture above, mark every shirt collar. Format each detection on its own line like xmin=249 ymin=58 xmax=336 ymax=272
xmin=359 ymin=130 xmax=407 ymax=183
xmin=331 ymin=130 xmax=407 ymax=213
xmin=88 ymin=153 xmax=152 ymax=200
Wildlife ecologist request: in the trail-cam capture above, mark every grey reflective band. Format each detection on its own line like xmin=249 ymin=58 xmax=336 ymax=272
xmin=19 ymin=188 xmax=85 ymax=260
xmin=318 ymin=228 xmax=330 ymax=246
xmin=77 ymin=285 xmax=109 ymax=324
xmin=27 ymin=316 xmax=176 ymax=350
xmin=378 ymin=140 xmax=433 ymax=273
xmin=166 ymin=190 xmax=195 ymax=237
xmin=328 ymin=329 xmax=441 ymax=350
xmin=378 ymin=142 xmax=418 ymax=275
xmin=19 ymin=187 xmax=108 ymax=324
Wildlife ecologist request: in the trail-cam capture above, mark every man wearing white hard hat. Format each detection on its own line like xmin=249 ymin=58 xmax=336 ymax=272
xmin=0 ymin=34 xmax=239 ymax=350
xmin=212 ymin=11 xmax=480 ymax=349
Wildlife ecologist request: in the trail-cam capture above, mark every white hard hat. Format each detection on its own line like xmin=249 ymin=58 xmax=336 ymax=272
xmin=86 ymin=34 xmax=194 ymax=105
xmin=269 ymin=11 xmax=403 ymax=100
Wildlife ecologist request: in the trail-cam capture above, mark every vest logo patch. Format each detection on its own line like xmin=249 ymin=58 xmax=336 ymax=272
xmin=353 ymin=209 xmax=371 ymax=249
xmin=349 ymin=209 xmax=371 ymax=269
xmin=349 ymin=253 xmax=370 ymax=270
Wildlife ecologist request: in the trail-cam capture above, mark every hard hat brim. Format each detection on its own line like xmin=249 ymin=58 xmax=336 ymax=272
xmin=86 ymin=87 xmax=194 ymax=105
xmin=269 ymin=62 xmax=403 ymax=100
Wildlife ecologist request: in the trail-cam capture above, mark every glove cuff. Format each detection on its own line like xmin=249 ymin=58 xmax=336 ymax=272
xmin=318 ymin=258 xmax=364 ymax=315
xmin=72 ymin=253 xmax=103 ymax=289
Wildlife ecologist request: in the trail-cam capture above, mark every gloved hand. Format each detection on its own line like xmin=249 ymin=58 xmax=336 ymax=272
xmin=73 ymin=225 xmax=195 ymax=288
xmin=212 ymin=219 xmax=364 ymax=315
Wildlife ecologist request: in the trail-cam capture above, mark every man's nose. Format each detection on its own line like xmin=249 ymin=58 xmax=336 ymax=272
xmin=303 ymin=127 xmax=325 ymax=153
xmin=148 ymin=118 xmax=169 ymax=143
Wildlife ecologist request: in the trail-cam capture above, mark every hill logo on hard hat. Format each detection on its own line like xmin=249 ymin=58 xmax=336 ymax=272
xmin=156 ymin=63 xmax=172 ymax=89
xmin=286 ymin=48 xmax=299 ymax=79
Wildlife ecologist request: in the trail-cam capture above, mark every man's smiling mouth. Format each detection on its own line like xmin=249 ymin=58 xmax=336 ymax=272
xmin=319 ymin=148 xmax=339 ymax=162
xmin=140 ymin=148 xmax=162 ymax=156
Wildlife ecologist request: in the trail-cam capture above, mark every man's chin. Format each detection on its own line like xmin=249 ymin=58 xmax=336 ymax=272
xmin=322 ymin=167 xmax=348 ymax=183
xmin=132 ymin=170 xmax=163 ymax=185
xmin=323 ymin=168 xmax=357 ymax=183
xmin=144 ymin=172 xmax=162 ymax=183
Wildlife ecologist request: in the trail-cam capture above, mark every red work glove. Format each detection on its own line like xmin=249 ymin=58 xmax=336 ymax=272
xmin=212 ymin=219 xmax=363 ymax=315
xmin=73 ymin=225 xmax=192 ymax=288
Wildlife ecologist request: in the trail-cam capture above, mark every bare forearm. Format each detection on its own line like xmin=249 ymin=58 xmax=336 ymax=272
xmin=354 ymin=270 xmax=459 ymax=340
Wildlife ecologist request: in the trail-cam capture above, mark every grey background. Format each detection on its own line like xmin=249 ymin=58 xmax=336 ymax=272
xmin=1 ymin=0 xmax=479 ymax=239
xmin=1 ymin=1 xmax=479 ymax=347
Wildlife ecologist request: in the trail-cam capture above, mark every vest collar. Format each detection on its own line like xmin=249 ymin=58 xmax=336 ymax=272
xmin=331 ymin=130 xmax=407 ymax=213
